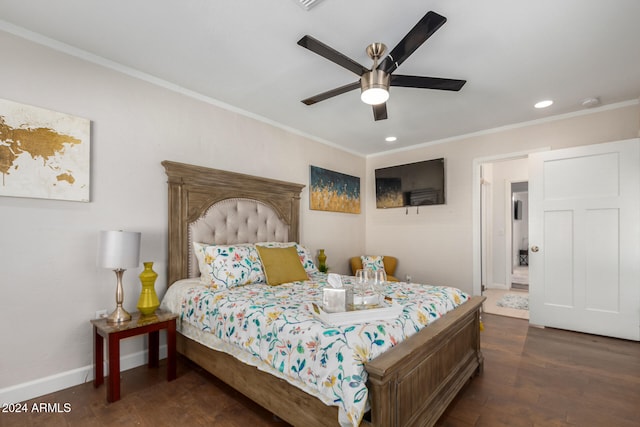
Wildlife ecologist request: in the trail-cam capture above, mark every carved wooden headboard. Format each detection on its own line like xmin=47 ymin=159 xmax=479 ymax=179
xmin=162 ymin=161 xmax=305 ymax=286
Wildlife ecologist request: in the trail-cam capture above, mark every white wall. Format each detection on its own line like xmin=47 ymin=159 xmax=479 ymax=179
xmin=366 ymin=102 xmax=640 ymax=292
xmin=0 ymin=31 xmax=366 ymax=400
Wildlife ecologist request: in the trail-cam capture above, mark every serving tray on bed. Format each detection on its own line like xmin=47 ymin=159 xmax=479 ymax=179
xmin=312 ymin=299 xmax=403 ymax=326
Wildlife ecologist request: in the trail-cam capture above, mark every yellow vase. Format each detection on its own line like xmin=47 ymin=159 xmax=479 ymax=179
xmin=137 ymin=261 xmax=160 ymax=316
xmin=318 ymin=249 xmax=328 ymax=273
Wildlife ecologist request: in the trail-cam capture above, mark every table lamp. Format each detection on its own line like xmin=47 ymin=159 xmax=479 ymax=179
xmin=97 ymin=230 xmax=141 ymax=324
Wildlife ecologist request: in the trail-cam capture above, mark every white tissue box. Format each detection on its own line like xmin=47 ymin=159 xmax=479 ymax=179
xmin=322 ymin=287 xmax=353 ymax=313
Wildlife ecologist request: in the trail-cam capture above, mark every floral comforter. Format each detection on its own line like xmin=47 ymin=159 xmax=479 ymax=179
xmin=162 ymin=272 xmax=469 ymax=426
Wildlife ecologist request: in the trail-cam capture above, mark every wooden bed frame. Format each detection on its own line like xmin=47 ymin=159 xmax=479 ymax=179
xmin=162 ymin=160 xmax=485 ymax=427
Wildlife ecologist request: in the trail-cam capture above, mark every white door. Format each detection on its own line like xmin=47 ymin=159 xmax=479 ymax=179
xmin=529 ymin=138 xmax=640 ymax=341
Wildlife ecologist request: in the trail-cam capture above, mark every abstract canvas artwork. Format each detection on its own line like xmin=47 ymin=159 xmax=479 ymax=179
xmin=0 ymin=98 xmax=90 ymax=202
xmin=310 ymin=165 xmax=360 ymax=214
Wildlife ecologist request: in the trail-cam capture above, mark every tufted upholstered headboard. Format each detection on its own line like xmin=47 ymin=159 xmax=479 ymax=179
xmin=162 ymin=161 xmax=305 ymax=286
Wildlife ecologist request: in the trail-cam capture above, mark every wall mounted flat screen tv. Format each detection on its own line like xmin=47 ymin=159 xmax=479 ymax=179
xmin=375 ymin=158 xmax=445 ymax=208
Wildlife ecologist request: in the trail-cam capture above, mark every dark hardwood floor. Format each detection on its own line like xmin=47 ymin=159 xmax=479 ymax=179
xmin=438 ymin=315 xmax=639 ymax=427
xmin=2 ymin=314 xmax=638 ymax=426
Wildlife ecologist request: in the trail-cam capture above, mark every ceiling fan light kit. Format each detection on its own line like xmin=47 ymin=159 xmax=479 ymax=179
xmin=360 ymin=42 xmax=390 ymax=105
xmin=361 ymin=85 xmax=389 ymax=105
xmin=297 ymin=11 xmax=466 ymax=121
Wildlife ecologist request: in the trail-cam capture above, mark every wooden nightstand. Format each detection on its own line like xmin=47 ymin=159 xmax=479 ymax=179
xmin=90 ymin=310 xmax=178 ymax=402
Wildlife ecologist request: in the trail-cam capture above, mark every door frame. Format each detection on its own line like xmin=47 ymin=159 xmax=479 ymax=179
xmin=480 ymin=170 xmax=493 ymax=292
xmin=472 ymin=148 xmax=549 ymax=296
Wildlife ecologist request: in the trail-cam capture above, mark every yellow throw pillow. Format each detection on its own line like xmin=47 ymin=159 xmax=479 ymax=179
xmin=256 ymin=245 xmax=309 ymax=286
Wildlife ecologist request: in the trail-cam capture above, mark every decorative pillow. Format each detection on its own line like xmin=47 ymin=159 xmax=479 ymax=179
xmin=361 ymin=255 xmax=385 ymax=272
xmin=255 ymin=241 xmax=318 ymax=272
xmin=255 ymin=245 xmax=309 ymax=286
xmin=193 ymin=243 xmax=265 ymax=288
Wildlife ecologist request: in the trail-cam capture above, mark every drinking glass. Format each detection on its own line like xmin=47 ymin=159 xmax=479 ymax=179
xmin=354 ymin=269 xmax=371 ymax=308
xmin=371 ymin=270 xmax=387 ymax=293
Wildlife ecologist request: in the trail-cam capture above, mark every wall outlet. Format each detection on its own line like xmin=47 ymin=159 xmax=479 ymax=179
xmin=95 ymin=309 xmax=108 ymax=319
xmin=405 ymin=275 xmax=412 ymax=283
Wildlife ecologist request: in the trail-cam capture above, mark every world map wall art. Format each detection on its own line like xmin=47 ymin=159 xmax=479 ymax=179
xmin=310 ymin=165 xmax=360 ymax=214
xmin=0 ymin=98 xmax=90 ymax=202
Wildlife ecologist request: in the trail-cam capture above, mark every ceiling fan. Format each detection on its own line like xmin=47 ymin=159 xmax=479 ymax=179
xmin=297 ymin=11 xmax=466 ymax=121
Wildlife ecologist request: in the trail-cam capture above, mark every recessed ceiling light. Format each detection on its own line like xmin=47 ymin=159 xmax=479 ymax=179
xmin=534 ymin=100 xmax=553 ymax=109
xmin=385 ymin=136 xmax=397 ymax=143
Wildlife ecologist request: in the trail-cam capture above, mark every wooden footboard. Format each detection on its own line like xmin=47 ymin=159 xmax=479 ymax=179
xmin=176 ymin=295 xmax=484 ymax=427
xmin=366 ymin=295 xmax=484 ymax=427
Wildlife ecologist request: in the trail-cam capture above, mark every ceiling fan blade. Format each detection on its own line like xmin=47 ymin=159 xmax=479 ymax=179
xmin=298 ymin=35 xmax=369 ymax=76
xmin=301 ymin=81 xmax=360 ymax=105
xmin=391 ymin=74 xmax=466 ymax=91
xmin=379 ymin=11 xmax=447 ymax=74
xmin=373 ymin=103 xmax=388 ymax=121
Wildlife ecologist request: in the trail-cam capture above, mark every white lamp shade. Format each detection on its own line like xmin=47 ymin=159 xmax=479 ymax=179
xmin=97 ymin=230 xmax=141 ymax=269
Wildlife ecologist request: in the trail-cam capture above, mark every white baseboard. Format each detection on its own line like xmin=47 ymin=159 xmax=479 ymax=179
xmin=0 ymin=345 xmax=168 ymax=405
xmin=487 ymin=283 xmax=509 ymax=290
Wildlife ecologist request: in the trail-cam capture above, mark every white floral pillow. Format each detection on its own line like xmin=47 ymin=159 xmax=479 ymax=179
xmin=193 ymin=243 xmax=265 ymax=288
xmin=361 ymin=255 xmax=385 ymax=272
xmin=255 ymin=242 xmax=318 ymax=273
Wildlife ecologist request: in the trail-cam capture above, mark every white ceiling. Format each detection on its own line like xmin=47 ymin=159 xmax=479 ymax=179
xmin=1 ymin=0 xmax=639 ymax=155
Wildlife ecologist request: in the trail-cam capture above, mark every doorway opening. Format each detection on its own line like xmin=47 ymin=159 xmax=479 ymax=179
xmin=472 ymin=149 xmax=545 ymax=319
xmin=510 ymin=181 xmax=529 ymax=292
